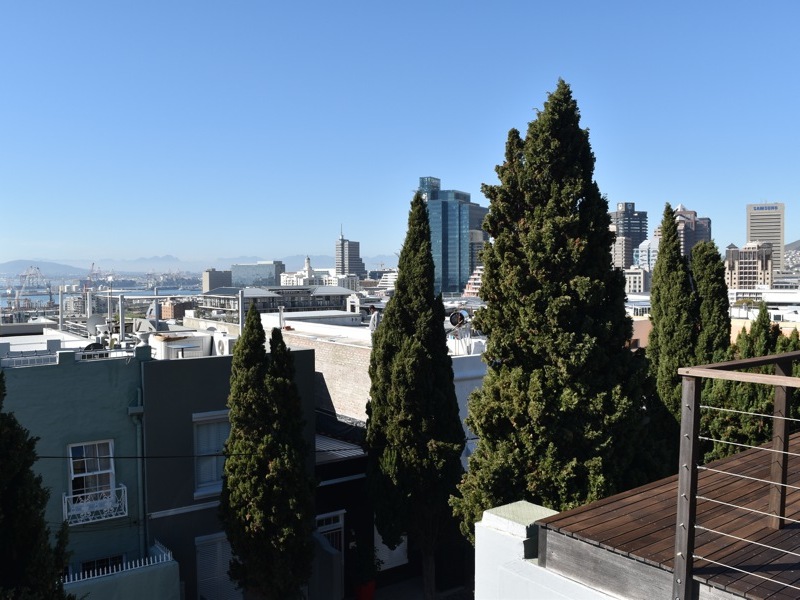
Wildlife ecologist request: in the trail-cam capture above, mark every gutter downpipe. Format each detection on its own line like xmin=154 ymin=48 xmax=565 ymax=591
xmin=133 ymin=398 xmax=146 ymax=558
xmin=119 ymin=295 xmax=125 ymax=346
xmin=239 ymin=289 xmax=244 ymax=332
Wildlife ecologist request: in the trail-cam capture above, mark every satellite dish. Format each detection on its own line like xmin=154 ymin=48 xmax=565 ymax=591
xmin=86 ymin=314 xmax=105 ymax=335
xmin=449 ymin=310 xmax=469 ymax=327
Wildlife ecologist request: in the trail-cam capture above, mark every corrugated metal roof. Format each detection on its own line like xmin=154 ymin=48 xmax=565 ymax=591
xmin=315 ymin=434 xmax=364 ymax=464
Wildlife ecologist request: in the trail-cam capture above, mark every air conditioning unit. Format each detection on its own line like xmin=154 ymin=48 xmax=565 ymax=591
xmin=215 ymin=335 xmax=237 ymax=356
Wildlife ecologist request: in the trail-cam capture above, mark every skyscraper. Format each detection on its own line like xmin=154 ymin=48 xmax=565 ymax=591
xmin=335 ymin=232 xmax=367 ymax=278
xmin=746 ymin=203 xmax=785 ymax=271
xmin=418 ymin=176 xmax=488 ymax=294
xmin=610 ymin=202 xmax=648 ymax=249
xmin=652 ymin=204 xmax=711 ymax=259
xmin=724 ymin=241 xmax=773 ymax=289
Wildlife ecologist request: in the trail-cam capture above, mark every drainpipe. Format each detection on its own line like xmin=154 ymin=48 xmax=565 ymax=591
xmin=239 ymin=289 xmax=244 ymax=333
xmin=134 ymin=409 xmax=146 ymax=557
xmin=119 ymin=295 xmax=125 ymax=346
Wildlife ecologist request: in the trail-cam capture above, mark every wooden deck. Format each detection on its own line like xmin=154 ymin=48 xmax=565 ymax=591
xmin=538 ymin=432 xmax=800 ymax=599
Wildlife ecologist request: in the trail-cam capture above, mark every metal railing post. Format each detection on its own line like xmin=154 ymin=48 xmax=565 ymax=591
xmin=769 ymin=358 xmax=792 ymax=529
xmin=674 ymin=375 xmax=701 ymax=600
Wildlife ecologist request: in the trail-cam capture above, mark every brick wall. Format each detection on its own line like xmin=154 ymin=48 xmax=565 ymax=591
xmin=283 ymin=332 xmax=372 ymax=421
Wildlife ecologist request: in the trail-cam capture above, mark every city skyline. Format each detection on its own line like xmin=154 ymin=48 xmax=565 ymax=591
xmin=2 ymin=2 xmax=798 ymax=265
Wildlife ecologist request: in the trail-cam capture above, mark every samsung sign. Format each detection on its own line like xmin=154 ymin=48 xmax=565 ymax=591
xmin=752 ymin=206 xmax=779 ymax=211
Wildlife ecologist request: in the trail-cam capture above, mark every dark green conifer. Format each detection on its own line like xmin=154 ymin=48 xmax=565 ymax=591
xmin=691 ymin=240 xmax=731 ymax=364
xmin=0 ymin=371 xmax=72 ymax=599
xmin=647 ymin=203 xmax=698 ymax=418
xmin=219 ymin=306 xmax=314 ymax=600
xmin=365 ymin=192 xmax=465 ymax=600
xmin=451 ymin=80 xmax=651 ymax=542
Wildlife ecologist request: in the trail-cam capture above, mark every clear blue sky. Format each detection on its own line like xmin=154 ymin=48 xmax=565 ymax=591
xmin=1 ymin=1 xmax=798 ymax=269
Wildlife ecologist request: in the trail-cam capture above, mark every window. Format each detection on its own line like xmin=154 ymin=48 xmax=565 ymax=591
xmin=81 ymin=554 xmax=124 ymax=576
xmin=68 ymin=440 xmax=115 ymax=502
xmin=194 ymin=410 xmax=230 ymax=498
xmin=63 ymin=440 xmax=126 ymax=525
xmin=196 ymin=532 xmax=241 ymax=600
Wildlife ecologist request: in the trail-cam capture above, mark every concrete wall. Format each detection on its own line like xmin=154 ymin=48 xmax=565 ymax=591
xmin=475 ymin=501 xmax=610 ymax=600
xmin=65 ymin=558 xmax=180 ymax=600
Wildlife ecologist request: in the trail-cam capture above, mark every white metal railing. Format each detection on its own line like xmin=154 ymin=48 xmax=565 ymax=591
xmin=0 ymin=347 xmax=145 ymax=368
xmin=63 ymin=484 xmax=128 ymax=525
xmin=62 ymin=539 xmax=174 ymax=584
xmin=75 ymin=349 xmax=136 ymax=361
xmin=0 ymin=354 xmax=58 ymax=367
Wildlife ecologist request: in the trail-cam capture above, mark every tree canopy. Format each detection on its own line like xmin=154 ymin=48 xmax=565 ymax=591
xmin=365 ymin=192 xmax=465 ymax=600
xmin=451 ymin=80 xmax=653 ymax=542
xmin=219 ymin=306 xmax=314 ymax=600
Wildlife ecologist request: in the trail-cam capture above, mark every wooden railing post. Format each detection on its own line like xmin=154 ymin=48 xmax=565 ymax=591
xmin=769 ymin=358 xmax=792 ymax=529
xmin=674 ymin=375 xmax=701 ymax=600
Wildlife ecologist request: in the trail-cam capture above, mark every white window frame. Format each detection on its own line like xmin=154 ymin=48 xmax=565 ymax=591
xmin=67 ymin=439 xmax=115 ymax=507
xmin=194 ymin=410 xmax=230 ymax=500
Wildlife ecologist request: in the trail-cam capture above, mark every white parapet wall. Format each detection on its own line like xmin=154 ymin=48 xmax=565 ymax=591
xmin=475 ymin=501 xmax=613 ymax=600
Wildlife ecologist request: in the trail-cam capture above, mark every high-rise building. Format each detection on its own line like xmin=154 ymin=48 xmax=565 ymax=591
xmin=636 ymin=238 xmax=659 ymax=271
xmin=231 ymin=261 xmax=285 ymax=287
xmin=610 ymin=224 xmax=634 ymax=269
xmin=202 ymin=268 xmax=232 ymax=292
xmin=653 ymin=204 xmax=711 ymax=259
xmin=610 ymin=203 xmax=648 ymax=249
xmin=418 ymin=176 xmax=488 ymax=294
xmin=746 ymin=203 xmax=785 ymax=271
xmin=335 ymin=233 xmax=367 ymax=278
xmin=724 ymin=241 xmax=773 ymax=289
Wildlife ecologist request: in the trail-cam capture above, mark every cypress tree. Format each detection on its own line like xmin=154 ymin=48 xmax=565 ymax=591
xmin=219 ymin=306 xmax=314 ymax=600
xmin=365 ymin=192 xmax=465 ymax=600
xmin=451 ymin=80 xmax=651 ymax=541
xmin=702 ymin=304 xmax=797 ymax=462
xmin=647 ymin=203 xmax=698 ymax=419
xmin=0 ymin=371 xmax=72 ymax=600
xmin=691 ymin=240 xmax=731 ymax=364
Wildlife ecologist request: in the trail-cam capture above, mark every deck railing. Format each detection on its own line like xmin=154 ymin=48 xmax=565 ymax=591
xmin=673 ymin=350 xmax=800 ymax=600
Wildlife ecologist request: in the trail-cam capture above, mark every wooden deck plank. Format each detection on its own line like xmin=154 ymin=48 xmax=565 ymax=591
xmin=539 ymin=430 xmax=800 ymax=599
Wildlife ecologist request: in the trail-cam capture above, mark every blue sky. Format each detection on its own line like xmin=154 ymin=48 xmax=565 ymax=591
xmin=1 ymin=1 xmax=798 ymax=270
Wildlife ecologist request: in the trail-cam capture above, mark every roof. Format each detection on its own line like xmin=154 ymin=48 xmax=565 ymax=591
xmin=537 ymin=431 xmax=800 ymax=599
xmin=315 ymin=434 xmax=365 ymax=465
xmin=203 ymin=287 xmax=278 ymax=297
xmin=204 ymin=285 xmax=353 ymax=297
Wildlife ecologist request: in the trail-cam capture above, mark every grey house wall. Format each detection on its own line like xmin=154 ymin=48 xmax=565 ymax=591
xmin=141 ymin=347 xmax=316 ymax=600
xmin=3 ymin=349 xmax=150 ymax=574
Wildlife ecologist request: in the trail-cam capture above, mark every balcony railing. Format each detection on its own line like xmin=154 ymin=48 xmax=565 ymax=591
xmin=62 ymin=539 xmax=174 ymax=585
xmin=63 ymin=484 xmax=128 ymax=526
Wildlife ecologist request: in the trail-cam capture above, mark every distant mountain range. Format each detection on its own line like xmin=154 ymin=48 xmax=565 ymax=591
xmin=0 ymin=254 xmax=400 ymax=280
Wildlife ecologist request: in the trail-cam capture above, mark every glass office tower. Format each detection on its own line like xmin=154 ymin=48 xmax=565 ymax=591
xmin=419 ymin=177 xmax=488 ymax=295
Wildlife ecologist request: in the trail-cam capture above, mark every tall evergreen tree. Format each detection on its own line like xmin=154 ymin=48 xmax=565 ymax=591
xmin=219 ymin=306 xmax=314 ymax=600
xmin=647 ymin=203 xmax=698 ymax=418
xmin=691 ymin=240 xmax=731 ymax=364
xmin=365 ymin=192 xmax=465 ymax=600
xmin=451 ymin=80 xmax=652 ymax=542
xmin=702 ymin=304 xmax=799 ymax=462
xmin=0 ymin=371 xmax=72 ymax=600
